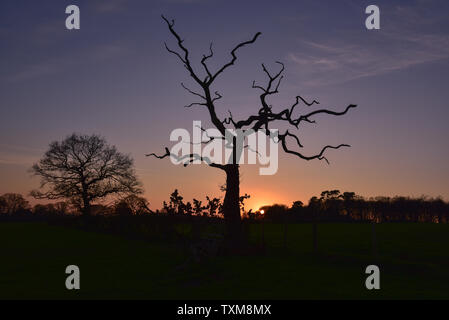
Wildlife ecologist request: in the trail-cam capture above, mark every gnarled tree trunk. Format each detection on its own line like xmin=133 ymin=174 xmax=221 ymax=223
xmin=82 ymin=188 xmax=91 ymax=216
xmin=222 ymin=164 xmax=242 ymax=246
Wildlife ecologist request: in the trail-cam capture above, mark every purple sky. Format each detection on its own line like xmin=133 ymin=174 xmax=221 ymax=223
xmin=1 ymin=0 xmax=449 ymax=210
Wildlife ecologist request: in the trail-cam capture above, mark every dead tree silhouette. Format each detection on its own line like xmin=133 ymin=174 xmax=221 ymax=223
xmin=147 ymin=15 xmax=357 ymax=248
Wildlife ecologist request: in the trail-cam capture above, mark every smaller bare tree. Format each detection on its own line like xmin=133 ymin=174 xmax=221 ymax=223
xmin=30 ymin=133 xmax=142 ymax=216
xmin=114 ymin=194 xmax=152 ymax=215
xmin=0 ymin=193 xmax=30 ymax=215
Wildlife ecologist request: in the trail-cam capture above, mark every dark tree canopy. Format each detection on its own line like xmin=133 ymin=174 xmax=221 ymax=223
xmin=31 ymin=134 xmax=142 ymax=215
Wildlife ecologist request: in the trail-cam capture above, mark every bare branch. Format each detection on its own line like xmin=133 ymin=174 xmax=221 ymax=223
xmin=145 ymin=147 xmax=171 ymax=159
xmin=184 ymin=102 xmax=207 ymax=108
xmin=222 ymin=110 xmax=237 ymax=127
xmin=164 ymin=42 xmax=186 ymax=64
xmin=252 ymin=62 xmax=284 ymax=94
xmin=279 ymin=131 xmax=350 ymax=164
xmin=201 ymin=42 xmax=214 ymax=81
xmin=161 ymin=15 xmax=203 ymax=85
xmin=298 ymin=95 xmax=319 ymax=107
xmin=294 ymin=104 xmax=357 ymax=126
xmin=211 ymin=91 xmax=222 ymax=103
xmin=210 ymin=32 xmax=262 ymax=83
xmin=286 ymin=95 xmax=319 ymax=124
xmin=180 ymin=82 xmax=206 ymax=100
xmin=146 ymin=146 xmax=226 ymax=171
xmin=243 ymin=144 xmax=261 ymax=156
xmin=284 ymin=130 xmax=303 ymax=148
xmin=251 ymin=80 xmax=266 ymax=92
xmin=187 ymin=125 xmax=225 ymax=145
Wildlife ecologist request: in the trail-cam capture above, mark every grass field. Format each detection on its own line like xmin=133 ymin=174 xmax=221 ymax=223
xmin=1 ymin=222 xmax=448 ymax=299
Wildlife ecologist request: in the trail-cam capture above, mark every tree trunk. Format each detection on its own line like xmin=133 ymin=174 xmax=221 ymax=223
xmin=222 ymin=164 xmax=242 ymax=247
xmin=82 ymin=192 xmax=91 ymax=216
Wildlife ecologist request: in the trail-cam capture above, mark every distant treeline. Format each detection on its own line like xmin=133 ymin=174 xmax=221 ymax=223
xmin=1 ymin=189 xmax=448 ymax=223
xmin=261 ymin=190 xmax=449 ymax=223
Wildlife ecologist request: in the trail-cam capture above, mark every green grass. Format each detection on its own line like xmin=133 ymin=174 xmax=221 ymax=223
xmin=1 ymin=222 xmax=448 ymax=299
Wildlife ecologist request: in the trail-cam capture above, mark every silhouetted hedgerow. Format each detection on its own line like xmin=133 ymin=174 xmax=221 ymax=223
xmin=1 ymin=190 xmax=448 ymax=223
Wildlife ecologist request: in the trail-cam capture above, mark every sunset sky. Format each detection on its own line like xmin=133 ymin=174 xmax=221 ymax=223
xmin=1 ymin=0 xmax=449 ymax=211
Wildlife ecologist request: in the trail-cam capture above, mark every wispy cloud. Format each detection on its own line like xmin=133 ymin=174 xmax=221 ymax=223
xmin=288 ymin=31 xmax=449 ymax=86
xmin=287 ymin=1 xmax=449 ymax=86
